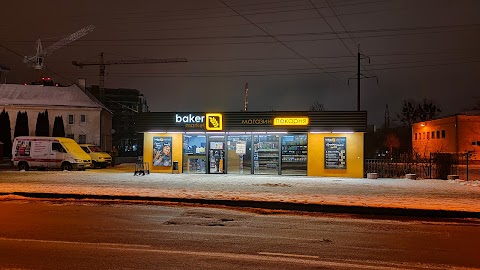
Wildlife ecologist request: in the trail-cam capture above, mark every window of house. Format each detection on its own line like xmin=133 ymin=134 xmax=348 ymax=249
xmin=66 ymin=134 xmax=74 ymax=139
xmin=472 ymin=142 xmax=477 ymax=145
xmin=442 ymin=130 xmax=446 ymax=138
xmin=427 ymin=132 xmax=430 ymax=140
xmin=436 ymin=131 xmax=440 ymax=138
xmin=79 ymin=134 xmax=86 ymax=144
xmin=432 ymin=131 xmax=435 ymax=139
xmin=68 ymin=114 xmax=74 ymax=125
xmin=415 ymin=133 xmax=418 ymax=140
xmin=80 ymin=114 xmax=86 ymax=125
xmin=423 ymin=132 xmax=426 ymax=140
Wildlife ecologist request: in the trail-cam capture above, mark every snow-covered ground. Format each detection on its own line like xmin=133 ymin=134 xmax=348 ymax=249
xmin=0 ymin=164 xmax=479 ymax=212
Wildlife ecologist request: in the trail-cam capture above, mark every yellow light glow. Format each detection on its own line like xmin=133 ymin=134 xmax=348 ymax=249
xmin=206 ymin=113 xmax=223 ymax=131
xmin=273 ymin=117 xmax=309 ymax=126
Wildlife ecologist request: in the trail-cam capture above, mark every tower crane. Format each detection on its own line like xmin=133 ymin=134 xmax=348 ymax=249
xmin=24 ymin=25 xmax=95 ymax=70
xmin=72 ymin=52 xmax=187 ymax=99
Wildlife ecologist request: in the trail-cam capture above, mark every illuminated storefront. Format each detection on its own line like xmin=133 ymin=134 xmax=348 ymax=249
xmin=136 ymin=111 xmax=367 ymax=177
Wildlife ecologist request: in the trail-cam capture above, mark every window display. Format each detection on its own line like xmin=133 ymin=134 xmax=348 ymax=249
xmin=254 ymin=135 xmax=279 ymax=175
xmin=182 ymin=135 xmax=206 ymax=173
xmin=281 ymin=134 xmax=307 ymax=175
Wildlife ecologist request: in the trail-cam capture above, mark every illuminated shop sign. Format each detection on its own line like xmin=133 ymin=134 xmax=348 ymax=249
xmin=175 ymin=113 xmax=223 ymax=130
xmin=206 ymin=113 xmax=223 ymax=131
xmin=273 ymin=117 xmax=309 ymax=126
xmin=241 ymin=119 xmax=272 ymax=125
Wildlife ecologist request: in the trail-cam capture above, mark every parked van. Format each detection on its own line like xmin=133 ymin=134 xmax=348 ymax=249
xmin=12 ymin=136 xmax=92 ymax=171
xmin=79 ymin=144 xmax=112 ymax=168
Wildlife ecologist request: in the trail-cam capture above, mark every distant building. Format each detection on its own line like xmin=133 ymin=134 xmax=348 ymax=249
xmin=0 ymin=84 xmax=112 ymax=151
xmin=87 ymin=85 xmax=149 ymax=156
xmin=412 ymin=112 xmax=480 ymax=161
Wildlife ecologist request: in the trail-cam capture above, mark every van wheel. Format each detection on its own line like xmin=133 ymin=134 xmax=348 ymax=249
xmin=92 ymin=161 xmax=99 ymax=168
xmin=61 ymin=162 xmax=73 ymax=171
xmin=18 ymin=162 xmax=29 ymax=171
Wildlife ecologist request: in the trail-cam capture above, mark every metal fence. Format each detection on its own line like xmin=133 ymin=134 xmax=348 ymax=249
xmin=365 ymin=153 xmax=479 ymax=180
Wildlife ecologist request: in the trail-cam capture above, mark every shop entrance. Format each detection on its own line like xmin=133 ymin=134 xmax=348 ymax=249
xmin=208 ymin=136 xmax=225 ymax=174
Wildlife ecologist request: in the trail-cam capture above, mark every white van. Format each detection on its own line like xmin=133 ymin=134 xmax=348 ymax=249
xmin=12 ymin=136 xmax=92 ymax=171
xmin=79 ymin=144 xmax=112 ymax=168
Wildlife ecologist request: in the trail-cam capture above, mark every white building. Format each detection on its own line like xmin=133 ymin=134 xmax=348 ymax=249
xmin=0 ymin=84 xmax=112 ymax=151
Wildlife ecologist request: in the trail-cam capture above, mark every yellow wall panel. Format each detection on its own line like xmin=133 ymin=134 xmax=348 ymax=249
xmin=143 ymin=133 xmax=183 ymax=173
xmin=308 ymin=133 xmax=364 ymax=178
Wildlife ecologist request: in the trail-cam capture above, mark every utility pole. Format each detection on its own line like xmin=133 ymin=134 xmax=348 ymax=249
xmin=244 ymin=83 xmax=249 ymax=111
xmin=349 ymin=45 xmax=377 ymax=111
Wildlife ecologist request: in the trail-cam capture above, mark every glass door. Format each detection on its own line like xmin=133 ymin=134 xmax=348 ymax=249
xmin=253 ymin=135 xmax=280 ymax=175
xmin=208 ymin=136 xmax=225 ymax=174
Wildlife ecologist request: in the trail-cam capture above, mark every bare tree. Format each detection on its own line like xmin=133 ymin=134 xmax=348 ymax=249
xmin=308 ymin=101 xmax=325 ymax=111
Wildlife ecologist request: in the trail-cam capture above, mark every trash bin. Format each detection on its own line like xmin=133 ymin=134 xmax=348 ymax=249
xmin=172 ymin=160 xmax=179 ymax=174
xmin=134 ymin=156 xmax=149 ymax=176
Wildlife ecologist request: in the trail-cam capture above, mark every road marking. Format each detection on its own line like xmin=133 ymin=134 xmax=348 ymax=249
xmin=258 ymin=252 xmax=319 ymax=259
xmin=0 ymin=237 xmax=151 ymax=249
xmin=0 ymin=237 xmax=467 ymax=270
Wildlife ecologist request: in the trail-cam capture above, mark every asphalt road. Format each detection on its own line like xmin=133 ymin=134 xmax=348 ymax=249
xmin=0 ymin=200 xmax=479 ymax=270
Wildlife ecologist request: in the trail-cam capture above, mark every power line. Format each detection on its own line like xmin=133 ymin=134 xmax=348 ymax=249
xmin=218 ymin=0 xmax=345 ymax=84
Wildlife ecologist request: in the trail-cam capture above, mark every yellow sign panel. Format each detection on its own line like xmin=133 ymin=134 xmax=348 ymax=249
xmin=274 ymin=117 xmax=309 ymax=126
xmin=206 ymin=113 xmax=223 ymax=130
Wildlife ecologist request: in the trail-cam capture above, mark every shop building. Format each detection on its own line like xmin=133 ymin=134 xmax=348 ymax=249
xmin=135 ymin=111 xmax=367 ymax=177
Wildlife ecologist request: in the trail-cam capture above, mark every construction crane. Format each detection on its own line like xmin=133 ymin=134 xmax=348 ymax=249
xmin=72 ymin=52 xmax=188 ymax=99
xmin=24 ymin=25 xmax=95 ymax=70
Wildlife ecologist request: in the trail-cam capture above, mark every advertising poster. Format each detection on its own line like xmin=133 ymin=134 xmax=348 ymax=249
xmin=324 ymin=137 xmax=346 ymax=169
xmin=153 ymin=137 xmax=172 ymax=167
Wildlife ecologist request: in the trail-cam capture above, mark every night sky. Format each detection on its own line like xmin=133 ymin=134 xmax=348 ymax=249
xmin=1 ymin=0 xmax=480 ymax=125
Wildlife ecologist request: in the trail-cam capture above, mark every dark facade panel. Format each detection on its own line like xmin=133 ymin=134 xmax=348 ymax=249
xmin=135 ymin=111 xmax=367 ymax=133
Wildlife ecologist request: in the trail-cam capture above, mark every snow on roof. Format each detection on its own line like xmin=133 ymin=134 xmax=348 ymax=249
xmin=0 ymin=84 xmax=107 ymax=110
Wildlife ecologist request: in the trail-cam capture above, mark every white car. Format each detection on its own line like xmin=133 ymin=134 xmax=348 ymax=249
xmin=80 ymin=144 xmax=112 ymax=168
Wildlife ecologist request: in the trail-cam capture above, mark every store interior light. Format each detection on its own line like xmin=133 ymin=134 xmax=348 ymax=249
xmin=310 ymin=131 xmax=331 ymax=134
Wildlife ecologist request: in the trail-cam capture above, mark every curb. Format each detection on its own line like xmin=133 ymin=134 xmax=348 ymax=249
xmin=2 ymin=192 xmax=480 ymax=219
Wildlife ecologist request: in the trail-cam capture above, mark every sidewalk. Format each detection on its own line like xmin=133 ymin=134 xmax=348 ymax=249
xmin=0 ymin=164 xmax=479 ymax=218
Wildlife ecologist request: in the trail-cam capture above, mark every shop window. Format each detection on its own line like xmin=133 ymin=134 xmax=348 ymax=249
xmin=442 ymin=130 xmax=446 ymax=138
xmin=68 ymin=114 xmax=74 ymax=125
xmin=281 ymin=134 xmax=307 ymax=176
xmin=227 ymin=135 xmax=252 ymax=174
xmin=254 ymin=135 xmax=280 ymax=175
xmin=79 ymin=134 xmax=87 ymax=144
xmin=432 ymin=131 xmax=435 ymax=139
xmin=182 ymin=135 xmax=206 ymax=174
xmin=436 ymin=130 xmax=440 ymax=139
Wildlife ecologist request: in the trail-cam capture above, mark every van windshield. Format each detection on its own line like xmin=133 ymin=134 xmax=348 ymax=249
xmin=89 ymin=146 xmax=103 ymax=152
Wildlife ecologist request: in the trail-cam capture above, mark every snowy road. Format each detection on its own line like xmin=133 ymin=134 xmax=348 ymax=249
xmin=1 ymin=201 xmax=479 ymax=269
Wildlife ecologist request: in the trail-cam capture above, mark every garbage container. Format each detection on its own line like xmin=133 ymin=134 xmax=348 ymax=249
xmin=172 ymin=161 xmax=179 ymax=174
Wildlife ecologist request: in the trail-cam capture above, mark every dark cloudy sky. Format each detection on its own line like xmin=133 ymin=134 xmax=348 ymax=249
xmin=1 ymin=0 xmax=480 ymax=125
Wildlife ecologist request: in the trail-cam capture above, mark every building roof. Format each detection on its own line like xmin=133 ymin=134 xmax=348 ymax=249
xmin=0 ymin=84 xmax=109 ymax=111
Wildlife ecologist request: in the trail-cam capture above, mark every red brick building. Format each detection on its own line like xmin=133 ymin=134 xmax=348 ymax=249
xmin=412 ymin=113 xmax=480 ymax=161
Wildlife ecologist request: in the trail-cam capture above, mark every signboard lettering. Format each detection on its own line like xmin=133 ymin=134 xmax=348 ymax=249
xmin=324 ymin=137 xmax=346 ymax=169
